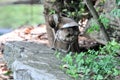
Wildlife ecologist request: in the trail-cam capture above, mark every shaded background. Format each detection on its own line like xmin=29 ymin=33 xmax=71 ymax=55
xmin=0 ymin=0 xmax=45 ymax=34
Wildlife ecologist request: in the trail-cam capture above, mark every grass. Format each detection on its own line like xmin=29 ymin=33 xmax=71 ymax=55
xmin=0 ymin=4 xmax=45 ymax=29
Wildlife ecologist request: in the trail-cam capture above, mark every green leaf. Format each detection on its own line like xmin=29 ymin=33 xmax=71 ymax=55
xmin=111 ymin=9 xmax=120 ymax=17
xmin=113 ymin=68 xmax=120 ymax=76
xmin=116 ymin=0 xmax=120 ymax=5
xmin=97 ymin=75 xmax=103 ymax=80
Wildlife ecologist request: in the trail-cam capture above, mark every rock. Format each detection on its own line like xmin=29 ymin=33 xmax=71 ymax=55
xmin=103 ymin=0 xmax=120 ymax=42
xmin=85 ymin=0 xmax=120 ymax=44
xmin=3 ymin=41 xmax=73 ymax=80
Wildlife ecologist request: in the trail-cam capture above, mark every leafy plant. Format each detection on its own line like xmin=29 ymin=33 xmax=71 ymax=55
xmin=49 ymin=9 xmax=56 ymax=15
xmin=111 ymin=0 xmax=120 ymax=17
xmin=62 ymin=52 xmax=79 ymax=79
xmin=111 ymin=8 xmax=120 ymax=17
xmin=99 ymin=14 xmax=110 ymax=28
xmin=87 ymin=19 xmax=100 ymax=33
xmin=60 ymin=0 xmax=86 ymax=21
xmin=116 ymin=0 xmax=120 ymax=6
xmin=87 ymin=14 xmax=110 ymax=33
xmin=60 ymin=40 xmax=120 ymax=80
xmin=54 ymin=51 xmax=61 ymax=59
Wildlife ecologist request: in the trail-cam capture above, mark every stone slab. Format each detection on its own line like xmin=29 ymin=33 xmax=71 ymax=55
xmin=3 ymin=41 xmax=73 ymax=80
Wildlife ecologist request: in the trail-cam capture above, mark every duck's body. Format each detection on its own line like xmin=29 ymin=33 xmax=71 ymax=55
xmin=48 ymin=14 xmax=80 ymax=52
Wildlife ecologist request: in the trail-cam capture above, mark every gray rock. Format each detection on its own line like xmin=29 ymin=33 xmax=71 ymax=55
xmin=3 ymin=41 xmax=73 ymax=80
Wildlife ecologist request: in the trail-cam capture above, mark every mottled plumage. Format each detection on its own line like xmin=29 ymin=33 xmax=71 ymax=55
xmin=48 ymin=14 xmax=79 ymax=52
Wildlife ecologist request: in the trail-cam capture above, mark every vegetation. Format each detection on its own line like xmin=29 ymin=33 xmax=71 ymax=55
xmin=87 ymin=14 xmax=110 ymax=33
xmin=60 ymin=0 xmax=86 ymax=21
xmin=55 ymin=40 xmax=120 ymax=80
xmin=48 ymin=0 xmax=120 ymax=79
xmin=0 ymin=4 xmax=45 ymax=29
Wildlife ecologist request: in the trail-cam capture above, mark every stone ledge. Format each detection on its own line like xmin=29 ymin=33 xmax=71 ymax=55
xmin=3 ymin=41 xmax=73 ymax=80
